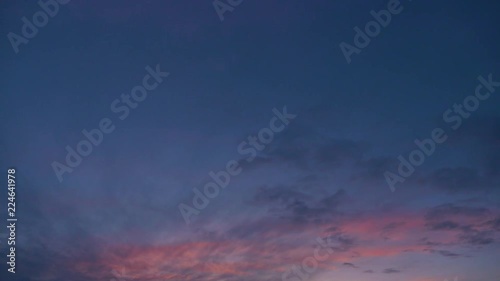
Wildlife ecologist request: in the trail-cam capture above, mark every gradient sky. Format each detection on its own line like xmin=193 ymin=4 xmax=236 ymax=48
xmin=1 ymin=0 xmax=500 ymax=281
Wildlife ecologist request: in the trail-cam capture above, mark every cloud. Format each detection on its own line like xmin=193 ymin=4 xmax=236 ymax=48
xmin=425 ymin=204 xmax=491 ymax=220
xmin=423 ymin=167 xmax=494 ymax=193
xmin=383 ymin=268 xmax=401 ymax=274
xmin=484 ymin=216 xmax=500 ymax=231
xmin=314 ymin=139 xmax=369 ymax=167
xmin=351 ymin=156 xmax=397 ymax=183
xmin=251 ymin=184 xmax=348 ymax=224
xmin=458 ymin=229 xmax=495 ymax=245
xmin=343 ymin=262 xmax=358 ymax=268
xmin=432 ymin=115 xmax=500 ymax=186
xmin=236 ymin=124 xmax=371 ymax=172
xmin=425 ymin=249 xmax=462 ymax=257
xmin=424 ymin=204 xmax=500 ymax=247
xmin=252 ymin=184 xmax=312 ymax=206
xmin=427 ymin=221 xmax=461 ymax=230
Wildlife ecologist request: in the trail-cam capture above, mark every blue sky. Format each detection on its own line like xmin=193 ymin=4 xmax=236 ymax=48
xmin=1 ymin=0 xmax=500 ymax=280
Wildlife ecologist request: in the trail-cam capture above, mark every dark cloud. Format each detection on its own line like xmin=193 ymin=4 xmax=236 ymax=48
xmin=296 ymin=174 xmax=320 ymax=183
xmin=453 ymin=115 xmax=500 ymax=147
xmin=427 ymin=220 xmax=461 ymax=230
xmin=237 ymin=155 xmax=275 ymax=170
xmin=484 ymin=216 xmax=500 ymax=231
xmin=236 ymin=123 xmax=371 ymax=173
xmin=319 ymin=232 xmax=356 ymax=252
xmin=458 ymin=230 xmax=495 ymax=246
xmin=424 ymin=204 xmax=500 ymax=247
xmin=320 ymin=189 xmax=347 ymax=208
xmin=251 ymin=184 xmax=347 ymax=224
xmin=351 ymin=156 xmax=397 ymax=183
xmin=426 ymin=249 xmax=462 ymax=257
xmin=425 ymin=204 xmax=490 ymax=220
xmin=343 ymin=262 xmax=358 ymax=269
xmin=433 ymin=115 xmax=500 ymax=187
xmin=383 ymin=268 xmax=401 ymax=274
xmin=382 ymin=222 xmax=406 ymax=231
xmin=252 ymin=184 xmax=312 ymax=206
xmin=419 ymin=237 xmax=443 ymax=247
xmin=314 ymin=139 xmax=369 ymax=167
xmin=423 ymin=167 xmax=495 ymax=193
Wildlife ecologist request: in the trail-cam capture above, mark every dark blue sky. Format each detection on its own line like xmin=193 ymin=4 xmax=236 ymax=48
xmin=1 ymin=1 xmax=500 ymax=280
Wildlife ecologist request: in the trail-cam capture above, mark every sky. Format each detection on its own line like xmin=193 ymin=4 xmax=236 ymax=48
xmin=0 ymin=0 xmax=500 ymax=281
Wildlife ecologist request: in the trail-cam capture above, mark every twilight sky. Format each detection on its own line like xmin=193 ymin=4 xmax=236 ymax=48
xmin=1 ymin=1 xmax=500 ymax=281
